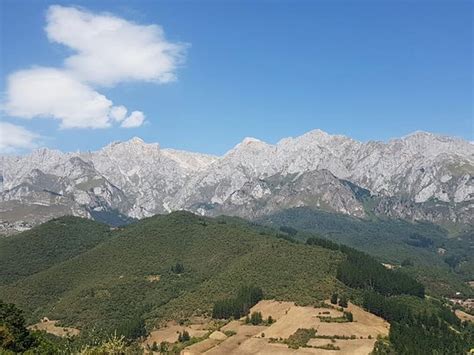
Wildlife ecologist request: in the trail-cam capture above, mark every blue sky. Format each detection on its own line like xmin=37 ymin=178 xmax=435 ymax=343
xmin=1 ymin=0 xmax=472 ymax=155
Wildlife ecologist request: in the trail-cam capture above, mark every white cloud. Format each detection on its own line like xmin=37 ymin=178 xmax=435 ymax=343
xmin=121 ymin=111 xmax=145 ymax=128
xmin=0 ymin=122 xmax=39 ymax=153
xmin=5 ymin=68 xmax=119 ymax=129
xmin=46 ymin=5 xmax=186 ymax=86
xmin=110 ymin=105 xmax=128 ymax=122
xmin=2 ymin=5 xmax=185 ymax=132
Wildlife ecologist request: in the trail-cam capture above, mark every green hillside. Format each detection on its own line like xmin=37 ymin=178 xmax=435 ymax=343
xmin=1 ymin=211 xmax=471 ymax=354
xmin=0 ymin=212 xmax=345 ymax=332
xmin=0 ymin=216 xmax=111 ymax=286
xmin=258 ymin=207 xmax=474 ymax=297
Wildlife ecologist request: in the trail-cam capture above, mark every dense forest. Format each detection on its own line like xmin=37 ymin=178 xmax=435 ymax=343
xmin=212 ymin=286 xmax=263 ymax=319
xmin=260 ymin=207 xmax=474 ymax=297
xmin=0 ymin=217 xmax=112 ymax=286
xmin=364 ymin=291 xmax=474 ymax=354
xmin=307 ymin=237 xmax=425 ymax=297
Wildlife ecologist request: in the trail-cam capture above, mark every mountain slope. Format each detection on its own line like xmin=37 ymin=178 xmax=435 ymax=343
xmin=204 ymin=169 xmax=367 ymax=218
xmin=257 ymin=207 xmax=474 ymax=297
xmin=1 ymin=130 xmax=472 ymax=231
xmin=0 ymin=217 xmax=111 ymax=286
xmin=0 ymin=212 xmax=344 ymax=331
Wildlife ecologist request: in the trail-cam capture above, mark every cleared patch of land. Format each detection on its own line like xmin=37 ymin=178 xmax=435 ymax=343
xmin=204 ymin=323 xmax=267 ymax=355
xmin=143 ymin=320 xmax=209 ymax=347
xmin=180 ymin=300 xmax=389 ymax=354
xmin=249 ymin=300 xmax=294 ymax=320
xmin=182 ymin=338 xmax=221 ymax=354
xmin=455 ymin=309 xmax=474 ymax=322
xmin=28 ymin=319 xmax=79 ymax=337
xmin=146 ymin=274 xmax=161 ymax=282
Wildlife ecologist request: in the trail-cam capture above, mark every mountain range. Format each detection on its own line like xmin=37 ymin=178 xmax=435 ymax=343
xmin=1 ymin=129 xmax=473 ymax=233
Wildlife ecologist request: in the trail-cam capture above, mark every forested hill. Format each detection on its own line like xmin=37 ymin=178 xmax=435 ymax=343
xmin=1 ymin=211 xmax=472 ymax=354
xmin=258 ymin=207 xmax=474 ymax=298
xmin=0 ymin=212 xmax=345 ymax=331
xmin=0 ymin=216 xmax=111 ymax=286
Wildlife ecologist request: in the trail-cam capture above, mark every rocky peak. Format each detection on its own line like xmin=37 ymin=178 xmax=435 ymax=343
xmin=1 ymin=129 xmax=472 ymax=228
xmin=227 ymin=137 xmax=273 ymax=155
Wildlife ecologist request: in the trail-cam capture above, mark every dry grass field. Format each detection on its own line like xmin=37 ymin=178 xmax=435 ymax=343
xmin=144 ymin=320 xmax=209 ymax=347
xmin=176 ymin=300 xmax=389 ymax=354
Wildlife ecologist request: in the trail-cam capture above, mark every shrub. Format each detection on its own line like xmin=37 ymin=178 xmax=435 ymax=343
xmin=247 ymin=312 xmax=263 ymax=325
xmin=178 ymin=330 xmax=190 ymax=342
xmin=338 ymin=295 xmax=348 ymax=308
xmin=285 ymin=328 xmax=316 ymax=349
xmin=171 ymin=262 xmax=184 ymax=274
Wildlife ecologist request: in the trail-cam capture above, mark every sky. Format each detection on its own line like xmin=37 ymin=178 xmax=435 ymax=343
xmin=0 ymin=0 xmax=472 ymax=155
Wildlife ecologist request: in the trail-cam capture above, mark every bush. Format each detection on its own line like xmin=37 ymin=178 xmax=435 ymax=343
xmin=160 ymin=341 xmax=169 ymax=353
xmin=178 ymin=330 xmax=190 ymax=342
xmin=338 ymin=295 xmax=348 ymax=308
xmin=150 ymin=341 xmax=159 ymax=351
xmin=285 ymin=328 xmax=316 ymax=349
xmin=249 ymin=312 xmax=263 ymax=325
xmin=171 ymin=262 xmax=184 ymax=274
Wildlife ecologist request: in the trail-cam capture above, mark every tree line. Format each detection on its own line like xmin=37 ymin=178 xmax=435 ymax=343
xmin=212 ymin=286 xmax=263 ymax=319
xmin=306 ymin=237 xmax=425 ymax=297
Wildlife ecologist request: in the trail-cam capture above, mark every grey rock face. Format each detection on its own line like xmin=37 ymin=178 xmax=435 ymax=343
xmin=198 ymin=170 xmax=367 ymax=219
xmin=1 ymin=130 xmax=472 ymax=232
